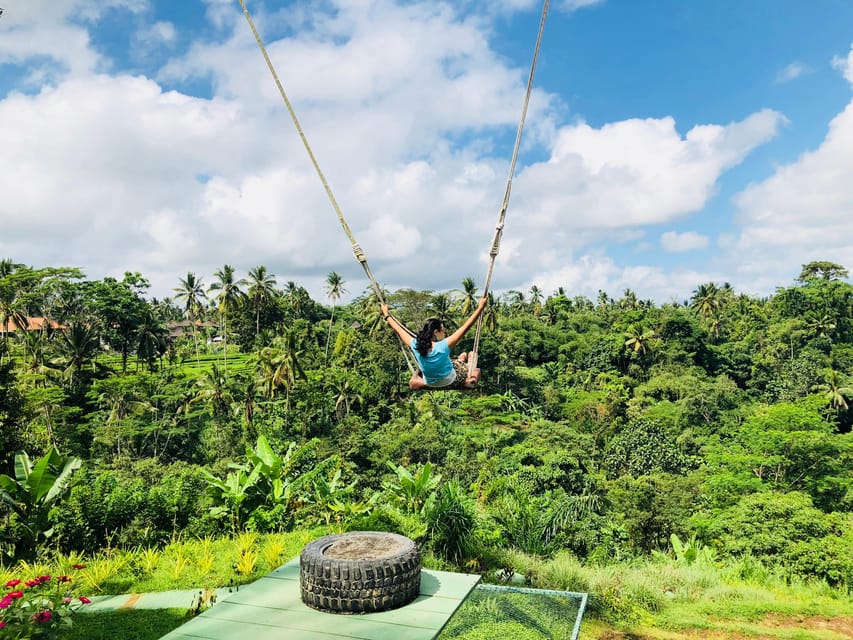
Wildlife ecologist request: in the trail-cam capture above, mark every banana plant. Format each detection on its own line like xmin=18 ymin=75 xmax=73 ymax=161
xmin=200 ymin=463 xmax=262 ymax=531
xmin=0 ymin=448 xmax=82 ymax=560
xmin=384 ymin=461 xmax=442 ymax=514
xmin=313 ymin=467 xmax=376 ymax=527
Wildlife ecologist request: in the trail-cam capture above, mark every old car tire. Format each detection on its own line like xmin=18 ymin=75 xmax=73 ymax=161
xmin=300 ymin=531 xmax=421 ymax=613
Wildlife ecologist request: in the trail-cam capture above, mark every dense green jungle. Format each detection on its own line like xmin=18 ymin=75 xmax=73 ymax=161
xmin=1 ymin=258 xmax=852 ymax=637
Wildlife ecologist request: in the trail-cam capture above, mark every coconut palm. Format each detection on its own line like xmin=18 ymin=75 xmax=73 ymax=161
xmin=484 ymin=292 xmax=499 ymax=332
xmin=690 ymin=282 xmax=721 ymax=321
xmin=813 ymin=369 xmax=853 ymax=411
xmin=136 ymin=307 xmax=168 ymax=371
xmin=173 ymin=272 xmax=207 ymax=366
xmin=624 ymin=323 xmax=656 ymax=356
xmin=256 ymin=329 xmax=306 ymax=420
xmin=208 ymin=265 xmax=247 ymax=375
xmin=529 ymin=285 xmax=544 ymax=316
xmin=456 ymin=277 xmax=478 ymax=317
xmin=324 ymin=272 xmax=347 ymax=365
xmin=428 ymin=293 xmax=456 ymax=330
xmin=247 ymin=265 xmax=277 ymax=336
xmin=54 ymin=322 xmax=100 ymax=389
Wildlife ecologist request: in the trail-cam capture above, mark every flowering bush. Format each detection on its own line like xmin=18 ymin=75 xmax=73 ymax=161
xmin=0 ymin=569 xmax=90 ymax=640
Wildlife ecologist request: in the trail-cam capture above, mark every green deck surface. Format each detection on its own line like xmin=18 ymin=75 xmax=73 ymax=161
xmin=159 ymin=559 xmax=481 ymax=640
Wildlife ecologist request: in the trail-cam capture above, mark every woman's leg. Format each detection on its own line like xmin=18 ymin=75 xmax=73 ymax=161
xmin=460 ymin=351 xmax=479 ymax=387
xmin=409 ymin=372 xmax=428 ymax=391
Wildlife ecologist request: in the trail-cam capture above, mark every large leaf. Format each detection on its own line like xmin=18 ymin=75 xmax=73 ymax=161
xmin=43 ymin=456 xmax=82 ymax=506
xmin=13 ymin=450 xmax=32 ymax=485
xmin=26 ymin=448 xmax=62 ymax=504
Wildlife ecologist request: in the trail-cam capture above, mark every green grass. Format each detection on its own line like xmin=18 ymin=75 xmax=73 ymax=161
xmin=8 ymin=532 xmax=850 ymax=640
xmin=438 ymin=589 xmax=582 ymax=639
xmin=67 ymin=608 xmax=187 ymax=640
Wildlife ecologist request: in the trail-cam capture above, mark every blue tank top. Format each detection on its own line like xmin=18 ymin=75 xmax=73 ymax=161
xmin=410 ymin=338 xmax=454 ymax=385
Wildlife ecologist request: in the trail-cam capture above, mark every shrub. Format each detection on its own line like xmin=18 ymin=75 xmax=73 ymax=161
xmin=785 ymin=534 xmax=853 ymax=587
xmin=0 ymin=570 xmax=90 ymax=639
xmin=425 ymin=481 xmax=478 ymax=565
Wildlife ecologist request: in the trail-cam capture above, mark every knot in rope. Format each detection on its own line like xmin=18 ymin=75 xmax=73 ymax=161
xmin=352 ymin=244 xmax=367 ymax=264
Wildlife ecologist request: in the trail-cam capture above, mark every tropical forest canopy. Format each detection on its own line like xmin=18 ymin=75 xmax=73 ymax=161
xmin=0 ymin=258 xmax=851 ymax=588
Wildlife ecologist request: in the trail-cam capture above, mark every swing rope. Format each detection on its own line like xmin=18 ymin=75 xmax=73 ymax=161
xmin=468 ymin=0 xmax=549 ymax=374
xmin=239 ymin=0 xmax=549 ymax=382
xmin=238 ymin=0 xmax=417 ymax=373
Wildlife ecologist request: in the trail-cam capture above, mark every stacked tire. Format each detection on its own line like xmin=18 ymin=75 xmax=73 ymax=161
xmin=299 ymin=531 xmax=421 ymax=614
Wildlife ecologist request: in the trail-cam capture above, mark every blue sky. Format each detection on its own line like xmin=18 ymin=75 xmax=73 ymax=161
xmin=1 ymin=0 xmax=853 ymax=304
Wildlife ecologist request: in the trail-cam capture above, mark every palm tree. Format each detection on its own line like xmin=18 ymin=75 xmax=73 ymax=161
xmin=20 ymin=327 xmax=56 ymax=383
xmin=456 ymin=277 xmax=478 ymax=317
xmin=356 ymin=286 xmax=388 ymax=336
xmin=54 ymin=322 xmax=100 ymax=389
xmin=620 ymin=288 xmax=639 ymax=310
xmin=813 ymin=369 xmax=853 ymax=411
xmin=173 ymin=272 xmax=207 ymax=367
xmin=256 ymin=329 xmax=306 ymax=421
xmin=690 ymin=282 xmax=721 ymax=321
xmin=247 ymin=265 xmax=277 ymax=336
xmin=428 ymin=293 xmax=456 ymax=330
xmin=529 ymin=285 xmax=543 ymax=316
xmin=503 ymin=290 xmax=526 ymax=315
xmin=136 ymin=307 xmax=168 ymax=371
xmin=284 ymin=281 xmax=305 ymax=317
xmin=193 ymin=363 xmax=234 ymax=419
xmin=484 ymin=292 xmax=499 ymax=332
xmin=324 ymin=272 xmax=347 ymax=365
xmin=624 ymin=323 xmax=655 ymax=356
xmin=208 ymin=265 xmax=247 ymax=375
xmin=330 ymin=378 xmax=364 ymax=420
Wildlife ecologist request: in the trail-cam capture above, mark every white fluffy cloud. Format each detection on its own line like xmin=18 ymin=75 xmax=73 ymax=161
xmin=831 ymin=44 xmax=853 ymax=85
xmin=0 ymin=0 xmax=810 ymax=304
xmin=725 ymin=44 xmax=853 ymax=295
xmin=661 ymin=231 xmax=709 ymax=253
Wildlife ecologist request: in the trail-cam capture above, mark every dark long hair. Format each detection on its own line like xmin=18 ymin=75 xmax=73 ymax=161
xmin=415 ymin=318 xmax=443 ymax=357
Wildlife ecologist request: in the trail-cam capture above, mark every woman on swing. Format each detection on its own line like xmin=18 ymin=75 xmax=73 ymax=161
xmin=382 ymin=297 xmax=488 ymax=391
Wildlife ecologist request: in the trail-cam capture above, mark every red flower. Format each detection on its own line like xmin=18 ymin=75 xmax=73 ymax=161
xmin=33 ymin=610 xmax=52 ymax=623
xmin=0 ymin=595 xmax=12 ymax=609
xmin=4 ymin=579 xmax=20 ymax=588
xmin=0 ymin=620 xmax=6 ymax=628
xmin=71 ymin=564 xmax=86 ymax=570
xmin=57 ymin=575 xmax=72 ymax=583
xmin=37 ymin=575 xmax=51 ymax=584
xmin=25 ymin=579 xmax=39 ymax=587
xmin=78 ymin=596 xmax=91 ymax=604
xmin=8 ymin=591 xmax=24 ymax=599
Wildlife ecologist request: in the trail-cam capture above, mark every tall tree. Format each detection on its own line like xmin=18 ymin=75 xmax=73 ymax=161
xmin=456 ymin=277 xmax=478 ymax=317
xmin=136 ymin=307 xmax=168 ymax=371
xmin=0 ymin=261 xmax=30 ymax=362
xmin=798 ymin=261 xmax=849 ymax=282
xmin=529 ymin=285 xmax=543 ymax=316
xmin=209 ymin=265 xmax=247 ymax=375
xmin=54 ymin=322 xmax=100 ymax=390
xmin=324 ymin=272 xmax=347 ymax=365
xmin=247 ymin=265 xmax=277 ymax=336
xmin=690 ymin=282 xmax=721 ymax=321
xmin=173 ymin=272 xmax=207 ymax=366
